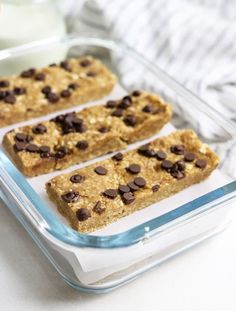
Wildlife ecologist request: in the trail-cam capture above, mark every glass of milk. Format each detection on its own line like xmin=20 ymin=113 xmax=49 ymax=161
xmin=0 ymin=0 xmax=67 ymax=75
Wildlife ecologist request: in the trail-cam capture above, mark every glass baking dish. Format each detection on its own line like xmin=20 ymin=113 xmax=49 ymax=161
xmin=0 ymin=34 xmax=236 ymax=293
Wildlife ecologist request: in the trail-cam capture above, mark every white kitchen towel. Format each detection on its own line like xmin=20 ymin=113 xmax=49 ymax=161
xmin=65 ymin=0 xmax=236 ymax=177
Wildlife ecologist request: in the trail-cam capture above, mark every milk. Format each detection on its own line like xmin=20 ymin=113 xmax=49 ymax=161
xmin=0 ymin=0 xmax=67 ymax=75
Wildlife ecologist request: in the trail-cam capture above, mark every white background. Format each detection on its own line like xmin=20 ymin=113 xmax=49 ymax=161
xmin=0 ymin=199 xmax=235 ymax=311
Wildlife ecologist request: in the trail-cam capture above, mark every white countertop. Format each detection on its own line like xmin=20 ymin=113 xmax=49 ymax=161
xmin=0 ymin=199 xmax=235 ymax=311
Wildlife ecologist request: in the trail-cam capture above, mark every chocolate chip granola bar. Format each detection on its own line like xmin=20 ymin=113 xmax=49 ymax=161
xmin=3 ymin=91 xmax=172 ymax=176
xmin=45 ymin=130 xmax=219 ymax=233
xmin=0 ymin=56 xmax=116 ymax=127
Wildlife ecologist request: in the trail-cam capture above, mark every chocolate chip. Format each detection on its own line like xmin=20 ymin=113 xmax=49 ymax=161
xmin=118 ymin=96 xmax=132 ymax=109
xmin=76 ymin=208 xmax=91 ymax=221
xmin=14 ymin=87 xmax=26 ymax=95
xmin=152 ymin=184 xmax=160 ymax=192
xmin=65 ymin=111 xmax=77 ymax=121
xmin=106 ymin=100 xmax=116 ymax=108
xmin=77 ymin=124 xmax=87 ymax=135
xmin=171 ymin=162 xmax=182 ymax=172
xmin=61 ymin=121 xmax=77 ymax=133
xmin=26 ymin=144 xmax=39 ymax=153
xmin=138 ymin=144 xmax=155 ymax=157
xmin=0 ymin=91 xmax=6 ymax=100
xmin=5 ymin=90 xmax=14 ymax=96
xmin=98 ymin=126 xmax=109 ymax=133
xmin=103 ymin=189 xmax=118 ymax=199
xmin=87 ymin=71 xmax=97 ymax=77
xmin=70 ymin=174 xmax=84 ymax=183
xmin=60 ymin=113 xmax=80 ymax=134
xmin=126 ymin=164 xmax=141 ymax=174
xmin=56 ymin=112 xmax=86 ymax=135
xmin=121 ymin=192 xmax=135 ymax=205
xmin=94 ymin=166 xmax=107 ymax=175
xmin=39 ymin=145 xmax=50 ymax=153
xmin=40 ymin=152 xmax=50 ymax=159
xmin=20 ymin=68 xmax=35 ymax=78
xmin=80 ymin=59 xmax=91 ymax=67
xmin=74 ymin=119 xmax=86 ymax=133
xmin=55 ymin=146 xmax=69 ymax=159
xmin=40 ymin=152 xmax=50 ymax=158
xmin=142 ymin=105 xmax=158 ymax=114
xmin=34 ymin=73 xmax=45 ymax=81
xmin=32 ymin=124 xmax=47 ymax=134
xmin=72 ymin=117 xmax=82 ymax=129
xmin=170 ymin=170 xmax=185 ymax=179
xmin=169 ymin=160 xmax=186 ymax=179
xmin=49 ymin=63 xmax=57 ymax=67
xmin=112 ymin=108 xmax=123 ymax=117
xmin=118 ymin=101 xmax=130 ymax=109
xmin=195 ymin=159 xmax=207 ymax=169
xmin=184 ymin=152 xmax=196 ymax=162
xmin=161 ymin=160 xmax=173 ymax=170
xmin=41 ymin=86 xmax=51 ymax=95
xmin=14 ymin=142 xmax=27 ymax=152
xmin=76 ymin=140 xmax=88 ymax=150
xmin=118 ymin=185 xmax=130 ymax=194
xmin=64 ymin=112 xmax=79 ymax=124
xmin=61 ymin=191 xmax=79 ymax=203
xmin=144 ymin=149 xmax=156 ymax=157
xmin=70 ymin=115 xmax=83 ymax=125
xmin=51 ymin=114 xmax=64 ymax=123
xmin=4 ymin=94 xmax=16 ymax=104
xmin=60 ymin=60 xmax=68 ymax=67
xmin=138 ymin=144 xmax=150 ymax=155
xmin=93 ymin=201 xmax=105 ymax=215
xmin=0 ymin=80 xmax=9 ymax=88
xmin=60 ymin=60 xmax=71 ymax=72
xmin=127 ymin=182 xmax=139 ymax=192
xmin=170 ymin=145 xmax=185 ymax=155
xmin=60 ymin=89 xmax=71 ymax=98
xmin=123 ymin=114 xmax=137 ymax=126
xmin=15 ymin=133 xmax=32 ymax=143
xmin=175 ymin=160 xmax=186 ymax=171
xmin=46 ymin=92 xmax=60 ymax=103
xmin=68 ymin=83 xmax=79 ymax=90
xmin=112 ymin=152 xmax=123 ymax=161
xmin=132 ymin=90 xmax=141 ymax=97
xmin=133 ymin=177 xmax=146 ymax=187
xmin=156 ymin=150 xmax=167 ymax=160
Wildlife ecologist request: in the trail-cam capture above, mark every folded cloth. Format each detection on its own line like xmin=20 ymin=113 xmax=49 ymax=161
xmin=66 ymin=0 xmax=236 ymax=177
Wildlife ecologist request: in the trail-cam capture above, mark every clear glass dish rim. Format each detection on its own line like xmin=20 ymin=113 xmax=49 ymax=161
xmin=0 ymin=33 xmax=236 ymax=249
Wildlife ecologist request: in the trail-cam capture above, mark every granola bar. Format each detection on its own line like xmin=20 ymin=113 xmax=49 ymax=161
xmin=0 ymin=56 xmax=116 ymax=127
xmin=3 ymin=91 xmax=172 ymax=176
xmin=45 ymin=130 xmax=219 ymax=233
